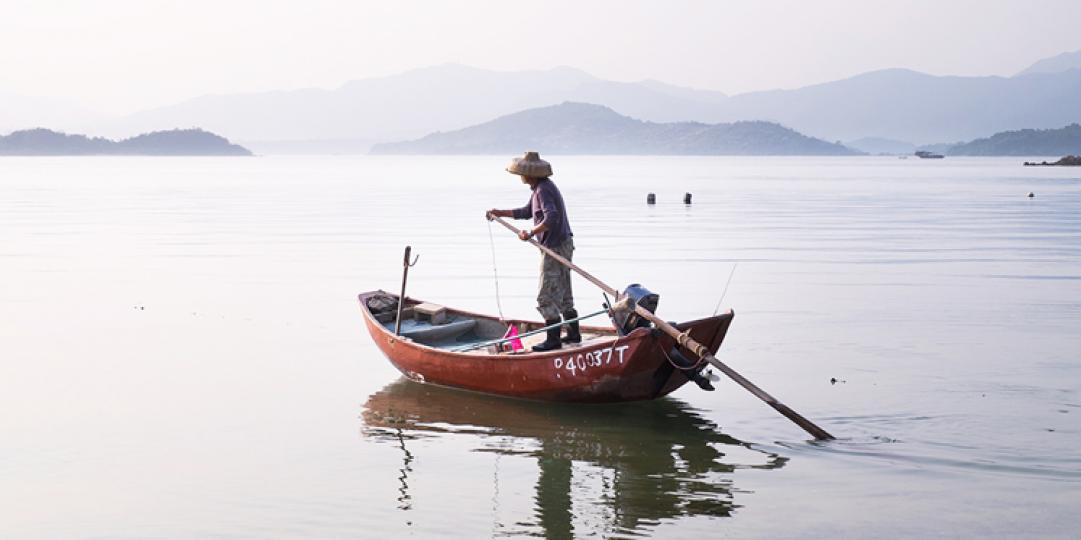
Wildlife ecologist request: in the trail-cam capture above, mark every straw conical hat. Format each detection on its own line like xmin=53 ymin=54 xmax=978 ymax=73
xmin=506 ymin=151 xmax=553 ymax=177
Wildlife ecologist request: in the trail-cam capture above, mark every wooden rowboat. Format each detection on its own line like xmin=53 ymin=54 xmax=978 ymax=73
xmin=357 ymin=220 xmax=834 ymax=439
xmin=358 ymin=290 xmax=734 ymax=403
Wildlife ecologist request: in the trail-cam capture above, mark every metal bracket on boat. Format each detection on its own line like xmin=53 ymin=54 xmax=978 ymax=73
xmin=394 ymin=246 xmax=420 ymax=336
xmin=602 ymin=293 xmax=626 ymax=336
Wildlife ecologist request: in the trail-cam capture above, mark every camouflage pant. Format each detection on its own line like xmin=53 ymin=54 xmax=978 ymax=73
xmin=537 ymin=237 xmax=575 ymax=321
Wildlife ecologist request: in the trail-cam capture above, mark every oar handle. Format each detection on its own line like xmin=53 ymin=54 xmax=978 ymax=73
xmin=488 ymin=215 xmax=834 ymax=440
xmin=489 ymin=215 xmax=617 ymax=296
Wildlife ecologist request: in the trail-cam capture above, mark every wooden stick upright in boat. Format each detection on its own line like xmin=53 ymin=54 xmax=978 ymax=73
xmin=488 ymin=215 xmax=834 ymax=441
xmin=395 ymin=246 xmax=418 ymax=335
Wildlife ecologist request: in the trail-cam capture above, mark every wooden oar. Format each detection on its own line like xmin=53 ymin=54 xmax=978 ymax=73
xmin=489 ymin=215 xmax=834 ymax=440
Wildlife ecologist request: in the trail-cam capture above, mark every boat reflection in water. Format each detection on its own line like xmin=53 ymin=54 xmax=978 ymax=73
xmin=362 ymin=379 xmax=787 ymax=537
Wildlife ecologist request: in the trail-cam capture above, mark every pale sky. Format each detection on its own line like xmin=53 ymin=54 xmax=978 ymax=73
xmin=2 ymin=0 xmax=1080 ymax=115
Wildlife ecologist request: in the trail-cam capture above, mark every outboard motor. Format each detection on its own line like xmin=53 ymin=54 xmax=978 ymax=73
xmin=611 ymin=283 xmax=659 ymax=335
xmin=609 ymin=284 xmax=716 ymax=392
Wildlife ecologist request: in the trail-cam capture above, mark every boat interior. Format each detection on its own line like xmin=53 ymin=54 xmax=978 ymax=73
xmin=364 ymin=292 xmax=614 ymax=354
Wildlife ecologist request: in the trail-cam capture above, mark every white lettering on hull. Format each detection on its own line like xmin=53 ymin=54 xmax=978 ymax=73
xmin=552 ymin=345 xmax=629 ymax=376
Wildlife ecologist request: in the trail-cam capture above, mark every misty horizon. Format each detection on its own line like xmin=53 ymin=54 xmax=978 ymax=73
xmin=3 ymin=1 xmax=1081 ymax=153
xmin=6 ymin=51 xmax=1081 ymax=121
xmin=4 ymin=0 xmax=1081 ymax=114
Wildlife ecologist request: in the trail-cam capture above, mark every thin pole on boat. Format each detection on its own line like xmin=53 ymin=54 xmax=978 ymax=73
xmin=452 ymin=309 xmax=608 ymax=352
xmin=395 ymin=246 xmax=419 ymax=335
xmin=713 ymin=262 xmax=738 ymax=316
xmin=488 ymin=216 xmax=834 ymax=441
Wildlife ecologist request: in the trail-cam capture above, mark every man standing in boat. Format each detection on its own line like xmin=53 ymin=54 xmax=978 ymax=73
xmin=486 ymin=151 xmax=579 ymax=352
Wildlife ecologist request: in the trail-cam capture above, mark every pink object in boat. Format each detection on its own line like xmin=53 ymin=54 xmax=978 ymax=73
xmin=503 ymin=325 xmax=523 ymax=351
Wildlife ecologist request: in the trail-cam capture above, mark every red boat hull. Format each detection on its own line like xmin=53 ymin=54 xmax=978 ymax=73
xmin=359 ymin=291 xmax=734 ymax=403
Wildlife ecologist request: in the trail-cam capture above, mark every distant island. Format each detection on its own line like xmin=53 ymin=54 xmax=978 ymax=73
xmin=370 ymin=102 xmax=861 ymax=156
xmin=0 ymin=128 xmax=252 ymax=156
xmin=1024 ymin=155 xmax=1081 ymax=166
xmin=947 ymin=123 xmax=1081 ymax=156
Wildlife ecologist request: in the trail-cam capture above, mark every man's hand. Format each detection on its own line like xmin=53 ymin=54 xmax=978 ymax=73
xmin=518 ymin=229 xmax=532 ymax=241
xmin=486 ymin=209 xmax=500 ymax=221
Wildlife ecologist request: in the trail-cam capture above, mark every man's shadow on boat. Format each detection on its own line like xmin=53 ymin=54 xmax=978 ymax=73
xmin=361 ymin=378 xmax=787 ymax=534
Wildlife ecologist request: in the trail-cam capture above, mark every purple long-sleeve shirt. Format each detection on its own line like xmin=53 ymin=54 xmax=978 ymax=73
xmin=511 ymin=179 xmax=573 ymax=248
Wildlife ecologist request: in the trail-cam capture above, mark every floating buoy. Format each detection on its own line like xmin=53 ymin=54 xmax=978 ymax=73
xmin=683 ymin=192 xmax=692 ymax=204
xmin=1027 ymin=192 xmax=1035 ymax=198
xmin=646 ymin=193 xmax=656 ymax=204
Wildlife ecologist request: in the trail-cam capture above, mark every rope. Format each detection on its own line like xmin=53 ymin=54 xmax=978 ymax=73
xmin=661 ymin=343 xmax=707 ymax=371
xmin=712 ymin=262 xmax=738 ymax=316
xmin=487 ymin=220 xmax=506 ymax=321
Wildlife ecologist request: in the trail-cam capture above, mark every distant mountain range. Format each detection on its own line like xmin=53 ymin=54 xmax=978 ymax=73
xmin=5 ymin=49 xmax=1081 ymax=154
xmin=1016 ymin=49 xmax=1081 ymax=76
xmin=97 ymin=64 xmax=728 ymax=151
xmin=370 ymin=102 xmax=860 ymax=155
xmin=0 ymin=128 xmax=251 ymax=156
xmin=69 ymin=49 xmax=1081 ymax=152
xmin=948 ymin=123 xmax=1081 ymax=156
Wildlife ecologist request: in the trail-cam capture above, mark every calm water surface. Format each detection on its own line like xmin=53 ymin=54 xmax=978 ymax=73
xmin=1 ymin=156 xmax=1079 ymax=538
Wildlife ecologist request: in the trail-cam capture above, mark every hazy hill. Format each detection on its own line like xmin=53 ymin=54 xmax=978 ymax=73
xmin=721 ymin=67 xmax=1081 ymax=144
xmin=1016 ymin=49 xmax=1081 ymax=76
xmin=948 ymin=123 xmax=1081 ymax=156
xmin=370 ymin=102 xmax=860 ymax=156
xmin=101 ymin=64 xmax=721 ymax=148
xmin=0 ymin=128 xmax=252 ymax=156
